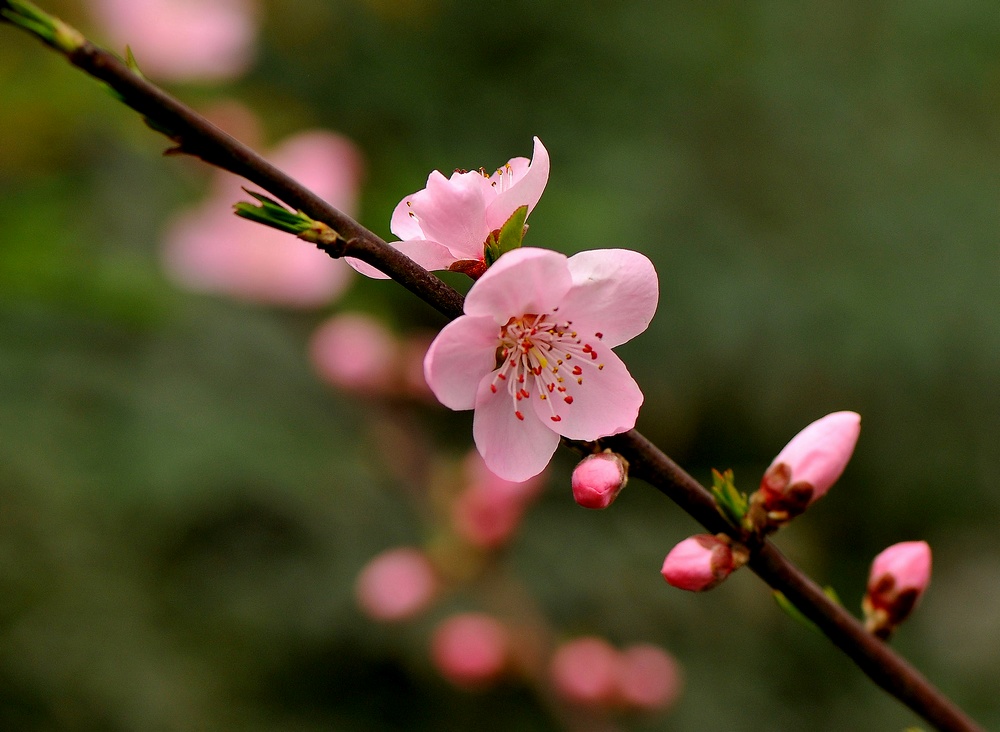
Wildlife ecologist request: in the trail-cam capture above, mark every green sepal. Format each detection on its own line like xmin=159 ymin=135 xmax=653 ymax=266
xmin=483 ymin=204 xmax=528 ymax=267
xmin=233 ymin=190 xmax=315 ymax=235
xmin=711 ymin=468 xmax=748 ymax=528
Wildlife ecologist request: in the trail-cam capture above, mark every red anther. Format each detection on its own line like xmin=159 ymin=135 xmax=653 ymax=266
xmin=595 ymin=332 xmax=603 ymax=339
xmin=550 ymin=415 xmax=562 ymax=422
xmin=515 ymin=411 xmax=525 ymax=421
xmin=490 ymin=384 xmax=497 ymax=393
xmin=582 ymin=344 xmax=592 ymax=353
xmin=564 ymin=396 xmax=574 ymax=404
xmin=547 ymin=383 xmax=555 ymax=392
xmin=497 ymin=373 xmax=507 ymax=380
xmin=572 ymin=366 xmax=583 ymax=375
xmin=590 ymin=351 xmax=598 ymax=360
xmin=519 ymin=389 xmax=530 ymax=399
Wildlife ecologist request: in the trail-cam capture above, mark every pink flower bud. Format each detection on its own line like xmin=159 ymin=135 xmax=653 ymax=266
xmin=571 ymin=452 xmax=628 ymax=509
xmin=451 ymin=452 xmax=547 ymax=549
xmin=660 ymin=534 xmax=735 ymax=592
xmin=354 ymin=547 xmax=438 ymax=622
xmin=759 ymin=411 xmax=861 ymax=518
xmin=863 ymin=540 xmax=932 ymax=638
xmin=550 ymin=637 xmax=621 ymax=708
xmin=431 ymin=613 xmax=509 ymax=688
xmin=310 ymin=314 xmax=398 ymax=394
xmin=616 ymin=644 xmax=682 ymax=712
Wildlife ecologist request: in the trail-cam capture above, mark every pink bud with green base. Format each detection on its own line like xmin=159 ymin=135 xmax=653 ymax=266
xmin=661 ymin=534 xmax=738 ymax=592
xmin=863 ymin=540 xmax=932 ymax=639
xmin=571 ymin=452 xmax=628 ymax=509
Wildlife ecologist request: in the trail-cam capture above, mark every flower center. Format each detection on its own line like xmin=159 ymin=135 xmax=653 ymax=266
xmin=489 ymin=312 xmax=605 ymax=423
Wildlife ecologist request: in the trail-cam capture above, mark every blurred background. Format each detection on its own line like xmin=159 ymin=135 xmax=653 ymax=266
xmin=2 ymin=0 xmax=1000 ymax=729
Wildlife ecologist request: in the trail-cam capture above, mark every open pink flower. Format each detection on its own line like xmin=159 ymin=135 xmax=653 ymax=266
xmin=90 ymin=0 xmax=258 ymax=83
xmin=349 ymin=137 xmax=549 ymax=278
xmin=423 ymin=247 xmax=658 ymax=481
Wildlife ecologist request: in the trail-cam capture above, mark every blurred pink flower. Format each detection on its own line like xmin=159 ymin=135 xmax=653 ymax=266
xmin=355 ymin=547 xmax=439 ymax=622
xmin=431 ymin=613 xmax=509 ymax=687
xmin=90 ymin=0 xmax=259 ymax=82
xmin=571 ymin=452 xmax=628 ymax=509
xmin=348 ymin=137 xmax=549 ymax=278
xmin=863 ymin=540 xmax=932 ymax=637
xmin=451 ymin=451 xmax=547 ymax=549
xmin=616 ymin=644 xmax=682 ymax=712
xmin=310 ymin=313 xmax=398 ymax=394
xmin=423 ymin=247 xmax=658 ymax=481
xmin=660 ymin=534 xmax=735 ymax=592
xmin=163 ymin=127 xmax=363 ymax=307
xmin=550 ymin=636 xmax=621 ymax=708
xmin=756 ymin=411 xmax=861 ymax=523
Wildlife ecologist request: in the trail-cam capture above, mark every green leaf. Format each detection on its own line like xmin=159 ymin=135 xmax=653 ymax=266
xmin=710 ymin=468 xmax=748 ymax=527
xmin=483 ymin=204 xmax=528 ymax=266
xmin=233 ymin=191 xmax=315 ymax=235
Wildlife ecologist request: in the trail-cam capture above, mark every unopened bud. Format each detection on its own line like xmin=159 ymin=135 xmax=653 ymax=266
xmin=753 ymin=411 xmax=860 ymax=528
xmin=661 ymin=534 xmax=743 ymax=592
xmin=863 ymin=541 xmax=932 ymax=639
xmin=550 ymin=636 xmax=621 ymax=708
xmin=571 ymin=452 xmax=628 ymax=509
xmin=616 ymin=644 xmax=682 ymax=712
xmin=354 ymin=547 xmax=439 ymax=622
xmin=431 ymin=613 xmax=509 ymax=688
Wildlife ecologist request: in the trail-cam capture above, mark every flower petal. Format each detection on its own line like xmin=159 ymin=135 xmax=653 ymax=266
xmin=423 ymin=316 xmax=500 ymax=410
xmin=464 ymin=248 xmax=573 ymax=322
xmin=486 ymin=137 xmax=550 ymax=231
xmin=473 ymin=375 xmax=560 ymax=482
xmin=559 ymin=249 xmax=659 ymax=347
xmin=532 ymin=347 xmax=642 ymax=441
xmin=396 ymin=170 xmax=490 ymax=260
xmin=345 ymin=239 xmax=458 ymax=279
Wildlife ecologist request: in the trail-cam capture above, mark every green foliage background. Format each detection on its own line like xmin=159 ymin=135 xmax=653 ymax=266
xmin=2 ymin=0 xmax=999 ymax=729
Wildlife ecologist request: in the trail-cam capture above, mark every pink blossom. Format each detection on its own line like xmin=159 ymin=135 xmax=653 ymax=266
xmin=90 ymin=0 xmax=258 ymax=83
xmin=549 ymin=637 xmax=621 ymax=708
xmin=423 ymin=247 xmax=658 ymax=481
xmin=759 ymin=411 xmax=861 ymax=516
xmin=430 ymin=613 xmax=509 ymax=687
xmin=571 ymin=452 xmax=628 ymax=509
xmin=864 ymin=540 xmax=932 ymax=637
xmin=616 ymin=644 xmax=682 ymax=712
xmin=310 ymin=313 xmax=398 ymax=394
xmin=451 ymin=451 xmax=547 ymax=548
xmin=348 ymin=137 xmax=549 ymax=278
xmin=354 ymin=547 xmax=439 ymax=622
xmin=660 ymin=534 xmax=735 ymax=592
xmin=163 ymin=128 xmax=363 ymax=307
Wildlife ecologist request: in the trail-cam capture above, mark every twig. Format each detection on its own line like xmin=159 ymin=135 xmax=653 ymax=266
xmin=0 ymin=6 xmax=983 ymax=731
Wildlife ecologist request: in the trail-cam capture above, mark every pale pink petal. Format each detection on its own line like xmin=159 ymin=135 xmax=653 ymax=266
xmin=559 ymin=249 xmax=659 ymax=347
xmin=389 ymin=195 xmax=430 ymax=242
xmin=869 ymin=541 xmax=932 ymax=596
xmin=345 ymin=238 xmax=458 ymax=280
xmin=423 ymin=316 xmax=500 ymax=410
xmin=486 ymin=137 xmax=550 ymax=231
xmin=532 ymin=348 xmax=641 ymax=441
xmin=91 ymin=0 xmax=258 ymax=83
xmin=770 ymin=411 xmax=861 ymax=501
xmin=464 ymin=248 xmax=573 ymax=323
xmin=473 ymin=376 xmax=561 ymax=482
xmin=400 ymin=171 xmax=491 ymax=260
xmin=269 ymin=131 xmax=364 ymax=217
xmin=354 ymin=547 xmax=439 ymax=622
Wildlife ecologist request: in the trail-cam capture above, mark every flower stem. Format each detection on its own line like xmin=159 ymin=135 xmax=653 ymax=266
xmin=0 ymin=10 xmax=983 ymax=732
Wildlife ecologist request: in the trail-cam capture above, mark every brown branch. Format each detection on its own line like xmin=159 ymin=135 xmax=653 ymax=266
xmin=2 ymin=12 xmax=983 ymax=732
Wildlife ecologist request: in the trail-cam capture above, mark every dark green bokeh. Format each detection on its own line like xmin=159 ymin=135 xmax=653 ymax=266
xmin=1 ymin=0 xmax=999 ymax=729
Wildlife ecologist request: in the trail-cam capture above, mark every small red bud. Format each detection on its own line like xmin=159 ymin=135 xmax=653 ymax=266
xmin=571 ymin=452 xmax=628 ymax=509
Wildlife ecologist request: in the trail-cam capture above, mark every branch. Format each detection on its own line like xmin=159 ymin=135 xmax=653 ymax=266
xmin=0 ymin=6 xmax=982 ymax=731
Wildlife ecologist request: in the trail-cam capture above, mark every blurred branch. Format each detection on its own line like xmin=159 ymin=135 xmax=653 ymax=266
xmin=0 ymin=6 xmax=983 ymax=732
